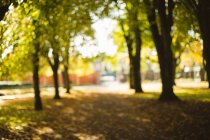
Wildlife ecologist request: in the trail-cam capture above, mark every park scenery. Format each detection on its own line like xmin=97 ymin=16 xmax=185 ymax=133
xmin=0 ymin=0 xmax=210 ymax=139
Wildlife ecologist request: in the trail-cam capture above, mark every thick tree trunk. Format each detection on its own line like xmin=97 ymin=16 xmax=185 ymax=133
xmin=197 ymin=0 xmax=210 ymax=88
xmin=144 ymin=0 xmax=179 ymax=101
xmin=158 ymin=0 xmax=179 ymax=101
xmin=132 ymin=59 xmax=143 ymax=93
xmin=172 ymin=57 xmax=176 ymax=85
xmin=204 ymin=54 xmax=210 ymax=88
xmin=159 ymin=47 xmax=179 ymax=100
xmin=202 ymin=37 xmax=210 ymax=88
xmin=32 ymin=43 xmax=42 ymax=110
xmin=129 ymin=65 xmax=134 ymax=89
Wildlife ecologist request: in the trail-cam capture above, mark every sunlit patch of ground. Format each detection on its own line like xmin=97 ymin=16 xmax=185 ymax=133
xmin=0 ymin=99 xmax=4 ymax=105
xmin=72 ymin=79 xmax=209 ymax=94
xmin=0 ymin=80 xmax=210 ymax=139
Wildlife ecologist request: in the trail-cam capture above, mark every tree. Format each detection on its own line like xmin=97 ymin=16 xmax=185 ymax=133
xmin=60 ymin=2 xmax=95 ymax=94
xmin=182 ymin=0 xmax=210 ymax=88
xmin=171 ymin=9 xmax=192 ymax=85
xmin=0 ymin=1 xmax=46 ymax=110
xmin=41 ymin=0 xmax=99 ymax=98
xmin=114 ymin=0 xmax=143 ymax=93
xmin=144 ymin=0 xmax=179 ymax=101
xmin=32 ymin=35 xmax=42 ymax=110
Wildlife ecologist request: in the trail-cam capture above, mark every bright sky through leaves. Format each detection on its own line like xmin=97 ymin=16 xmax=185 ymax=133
xmin=77 ymin=18 xmax=117 ymax=57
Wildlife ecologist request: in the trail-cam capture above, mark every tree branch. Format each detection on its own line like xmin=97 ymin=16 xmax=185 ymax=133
xmin=47 ymin=56 xmax=54 ymax=69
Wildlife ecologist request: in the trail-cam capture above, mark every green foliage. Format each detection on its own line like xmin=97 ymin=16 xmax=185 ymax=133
xmin=171 ymin=2 xmax=203 ymax=69
xmin=0 ymin=0 xmax=206 ymax=82
xmin=0 ymin=3 xmax=36 ymax=79
xmin=0 ymin=0 xmax=111 ymax=79
xmin=113 ymin=0 xmax=154 ymax=54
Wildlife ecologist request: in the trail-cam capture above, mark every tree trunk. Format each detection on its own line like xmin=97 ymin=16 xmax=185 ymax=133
xmin=159 ymin=46 xmax=178 ymax=100
xmin=32 ymin=43 xmax=42 ymax=110
xmin=200 ymin=67 xmax=205 ymax=81
xmin=62 ymin=45 xmax=71 ymax=93
xmin=205 ymin=57 xmax=210 ymax=88
xmin=157 ymin=0 xmax=179 ymax=101
xmin=132 ymin=59 xmax=143 ymax=93
xmin=64 ymin=65 xmax=70 ymax=93
xmin=129 ymin=65 xmax=134 ymax=89
xmin=133 ymin=27 xmax=143 ymax=93
xmin=62 ymin=71 xmax=67 ymax=88
xmin=53 ymin=66 xmax=60 ymax=99
xmin=52 ymin=53 xmax=60 ymax=99
xmin=197 ymin=0 xmax=210 ymax=88
xmin=172 ymin=57 xmax=176 ymax=85
xmin=0 ymin=5 xmax=9 ymax=21
xmin=202 ymin=37 xmax=210 ymax=88
xmin=124 ymin=31 xmax=135 ymax=90
xmin=144 ymin=0 xmax=179 ymax=101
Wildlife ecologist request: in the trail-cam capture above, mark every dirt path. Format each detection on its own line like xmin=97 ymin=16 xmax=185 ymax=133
xmin=1 ymin=91 xmax=210 ymax=140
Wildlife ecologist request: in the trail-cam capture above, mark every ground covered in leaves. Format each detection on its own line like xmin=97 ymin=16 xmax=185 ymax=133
xmin=0 ymin=87 xmax=210 ymax=140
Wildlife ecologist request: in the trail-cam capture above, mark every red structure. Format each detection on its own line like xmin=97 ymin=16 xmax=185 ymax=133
xmin=25 ymin=72 xmax=99 ymax=86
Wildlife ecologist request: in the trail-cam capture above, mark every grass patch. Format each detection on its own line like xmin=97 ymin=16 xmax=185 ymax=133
xmin=134 ymin=87 xmax=210 ymax=102
xmin=134 ymin=92 xmax=160 ymax=99
xmin=176 ymin=89 xmax=210 ymax=101
xmin=0 ymin=83 xmax=32 ymax=90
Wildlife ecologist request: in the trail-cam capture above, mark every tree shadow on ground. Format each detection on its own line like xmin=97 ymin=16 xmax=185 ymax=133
xmin=1 ymin=92 xmax=210 ymax=140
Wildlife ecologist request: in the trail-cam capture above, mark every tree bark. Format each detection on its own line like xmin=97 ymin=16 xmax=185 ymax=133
xmin=197 ymin=0 xmax=210 ymax=88
xmin=53 ymin=67 xmax=60 ymax=99
xmin=132 ymin=58 xmax=142 ymax=93
xmin=159 ymin=47 xmax=178 ymax=100
xmin=0 ymin=5 xmax=9 ymax=21
xmin=63 ymin=46 xmax=71 ymax=93
xmin=125 ymin=33 xmax=143 ymax=93
xmin=129 ymin=65 xmax=134 ymax=89
xmin=32 ymin=43 xmax=42 ymax=110
xmin=47 ymin=51 xmax=61 ymax=99
xmin=172 ymin=57 xmax=176 ymax=85
xmin=120 ymin=22 xmax=136 ymax=90
xmin=200 ymin=66 xmax=205 ymax=81
xmin=144 ymin=0 xmax=179 ymax=101
xmin=133 ymin=27 xmax=143 ymax=93
xmin=202 ymin=37 xmax=210 ymax=88
xmin=52 ymin=52 xmax=60 ymax=99
xmin=63 ymin=65 xmax=70 ymax=93
xmin=119 ymin=8 xmax=143 ymax=93
xmin=114 ymin=1 xmax=137 ymax=90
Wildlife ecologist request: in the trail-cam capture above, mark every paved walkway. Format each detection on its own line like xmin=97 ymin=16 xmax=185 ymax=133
xmin=0 ymin=80 xmax=208 ymax=104
xmin=73 ymin=81 xmax=162 ymax=94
